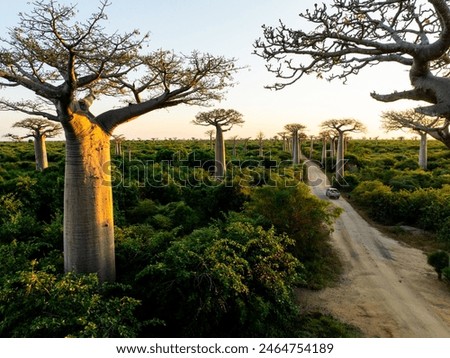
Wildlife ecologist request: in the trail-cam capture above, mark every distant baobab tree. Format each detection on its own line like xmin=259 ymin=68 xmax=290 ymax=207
xmin=321 ymin=119 xmax=366 ymax=183
xmin=381 ymin=109 xmax=445 ymax=170
xmin=193 ymin=109 xmax=244 ymax=178
xmin=230 ymin=135 xmax=238 ymax=158
xmin=205 ymin=129 xmax=215 ymax=151
xmin=112 ymin=134 xmax=125 ymax=157
xmin=6 ymin=117 xmax=62 ymax=171
xmin=284 ymin=123 xmax=306 ymax=165
xmin=256 ymin=131 xmax=265 ymax=157
xmin=319 ymin=130 xmax=334 ymax=166
xmin=277 ymin=131 xmax=289 ymax=152
xmin=0 ymin=1 xmax=238 ymax=282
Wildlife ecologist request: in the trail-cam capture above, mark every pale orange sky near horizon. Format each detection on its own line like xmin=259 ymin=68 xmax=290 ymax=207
xmin=0 ymin=0 xmax=424 ymax=141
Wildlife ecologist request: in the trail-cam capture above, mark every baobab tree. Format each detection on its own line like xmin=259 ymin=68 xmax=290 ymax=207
xmin=112 ymin=134 xmax=125 ymax=157
xmin=284 ymin=123 xmax=306 ymax=165
xmin=0 ymin=1 xmax=237 ymax=282
xmin=321 ymin=119 xmax=366 ymax=183
xmin=381 ymin=109 xmax=445 ymax=170
xmin=230 ymin=135 xmax=238 ymax=158
xmin=256 ymin=131 xmax=265 ymax=157
xmin=205 ymin=129 xmax=215 ymax=151
xmin=5 ymin=117 xmax=62 ymax=171
xmin=318 ymin=130 xmax=333 ymax=166
xmin=192 ymin=109 xmax=244 ymax=178
xmin=277 ymin=131 xmax=289 ymax=152
xmin=254 ymin=0 xmax=450 ymax=136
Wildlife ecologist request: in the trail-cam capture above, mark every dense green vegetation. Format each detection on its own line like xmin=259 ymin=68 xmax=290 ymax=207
xmin=331 ymin=140 xmax=450 ymax=243
xmin=307 ymin=138 xmax=450 ymax=279
xmin=0 ymin=139 xmax=356 ymax=338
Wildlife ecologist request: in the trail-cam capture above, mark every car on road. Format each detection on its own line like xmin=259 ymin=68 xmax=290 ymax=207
xmin=325 ymin=187 xmax=340 ymax=199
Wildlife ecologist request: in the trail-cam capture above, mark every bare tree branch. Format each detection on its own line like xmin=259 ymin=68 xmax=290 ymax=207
xmin=254 ymin=0 xmax=450 ymax=118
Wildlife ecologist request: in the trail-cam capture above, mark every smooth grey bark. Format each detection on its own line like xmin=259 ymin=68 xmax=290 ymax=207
xmin=292 ymin=132 xmax=299 ymax=165
xmin=33 ymin=134 xmax=48 ymax=171
xmin=214 ymin=125 xmax=226 ymax=178
xmin=321 ymin=137 xmax=327 ymax=166
xmin=336 ymin=133 xmax=345 ymax=182
xmin=63 ymin=113 xmax=115 ymax=282
xmin=309 ymin=137 xmax=314 ymax=159
xmin=330 ymin=137 xmax=336 ymax=168
xmin=419 ymin=132 xmax=428 ymax=170
xmin=284 ymin=124 xmax=306 ymax=165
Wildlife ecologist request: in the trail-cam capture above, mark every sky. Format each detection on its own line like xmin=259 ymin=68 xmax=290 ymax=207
xmin=0 ymin=0 xmax=420 ymax=140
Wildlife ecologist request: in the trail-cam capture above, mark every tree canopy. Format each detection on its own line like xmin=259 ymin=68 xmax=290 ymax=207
xmin=0 ymin=0 xmax=238 ymax=130
xmin=254 ymin=0 xmax=450 ymax=119
xmin=192 ymin=108 xmax=244 ymax=131
xmin=321 ymin=119 xmax=366 ymax=135
xmin=7 ymin=118 xmax=62 ymax=140
xmin=284 ymin=123 xmax=306 ymax=134
xmin=381 ymin=109 xmax=449 ymax=145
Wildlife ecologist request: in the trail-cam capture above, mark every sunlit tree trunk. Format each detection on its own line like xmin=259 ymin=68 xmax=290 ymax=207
xmin=336 ymin=133 xmax=345 ymax=183
xmin=419 ymin=132 xmax=428 ymax=170
xmin=34 ymin=134 xmax=48 ymax=171
xmin=214 ymin=125 xmax=226 ymax=178
xmin=330 ymin=137 xmax=335 ymax=168
xmin=321 ymin=137 xmax=327 ymax=166
xmin=292 ymin=131 xmax=299 ymax=165
xmin=63 ymin=113 xmax=115 ymax=282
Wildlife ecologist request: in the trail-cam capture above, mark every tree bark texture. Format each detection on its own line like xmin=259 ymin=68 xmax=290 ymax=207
xmin=321 ymin=138 xmax=327 ymax=166
xmin=63 ymin=113 xmax=115 ymax=282
xmin=419 ymin=132 xmax=428 ymax=170
xmin=336 ymin=133 xmax=345 ymax=183
xmin=34 ymin=134 xmax=48 ymax=171
xmin=292 ymin=131 xmax=299 ymax=165
xmin=214 ymin=125 xmax=226 ymax=178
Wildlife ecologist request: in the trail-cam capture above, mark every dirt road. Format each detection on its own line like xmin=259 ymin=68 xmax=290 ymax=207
xmin=299 ymin=162 xmax=450 ymax=337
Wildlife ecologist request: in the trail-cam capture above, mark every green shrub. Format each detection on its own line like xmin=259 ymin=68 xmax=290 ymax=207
xmin=427 ymin=251 xmax=450 ymax=280
xmin=243 ymin=183 xmax=341 ymax=288
xmin=135 ymin=222 xmax=303 ymax=337
xmin=0 ymin=269 xmax=142 ymax=337
xmin=442 ymin=267 xmax=450 ymax=282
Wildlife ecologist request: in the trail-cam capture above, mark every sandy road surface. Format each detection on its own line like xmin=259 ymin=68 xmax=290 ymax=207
xmin=298 ymin=162 xmax=450 ymax=337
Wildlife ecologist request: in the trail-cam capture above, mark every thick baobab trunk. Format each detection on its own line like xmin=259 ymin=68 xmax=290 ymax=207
xmin=115 ymin=141 xmax=122 ymax=156
xmin=321 ymin=138 xmax=327 ymax=166
xmin=214 ymin=125 xmax=226 ymax=178
xmin=292 ymin=131 xmax=299 ymax=165
xmin=330 ymin=137 xmax=336 ymax=168
xmin=419 ymin=132 xmax=428 ymax=170
xmin=309 ymin=137 xmax=314 ymax=159
xmin=34 ymin=134 xmax=48 ymax=171
xmin=63 ymin=113 xmax=115 ymax=282
xmin=336 ymin=133 xmax=345 ymax=183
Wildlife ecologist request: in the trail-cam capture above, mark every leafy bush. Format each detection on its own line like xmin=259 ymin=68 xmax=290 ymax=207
xmin=135 ymin=222 xmax=303 ymax=337
xmin=442 ymin=267 xmax=450 ymax=282
xmin=243 ymin=183 xmax=341 ymax=288
xmin=427 ymin=251 xmax=449 ymax=280
xmin=0 ymin=266 xmax=142 ymax=337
